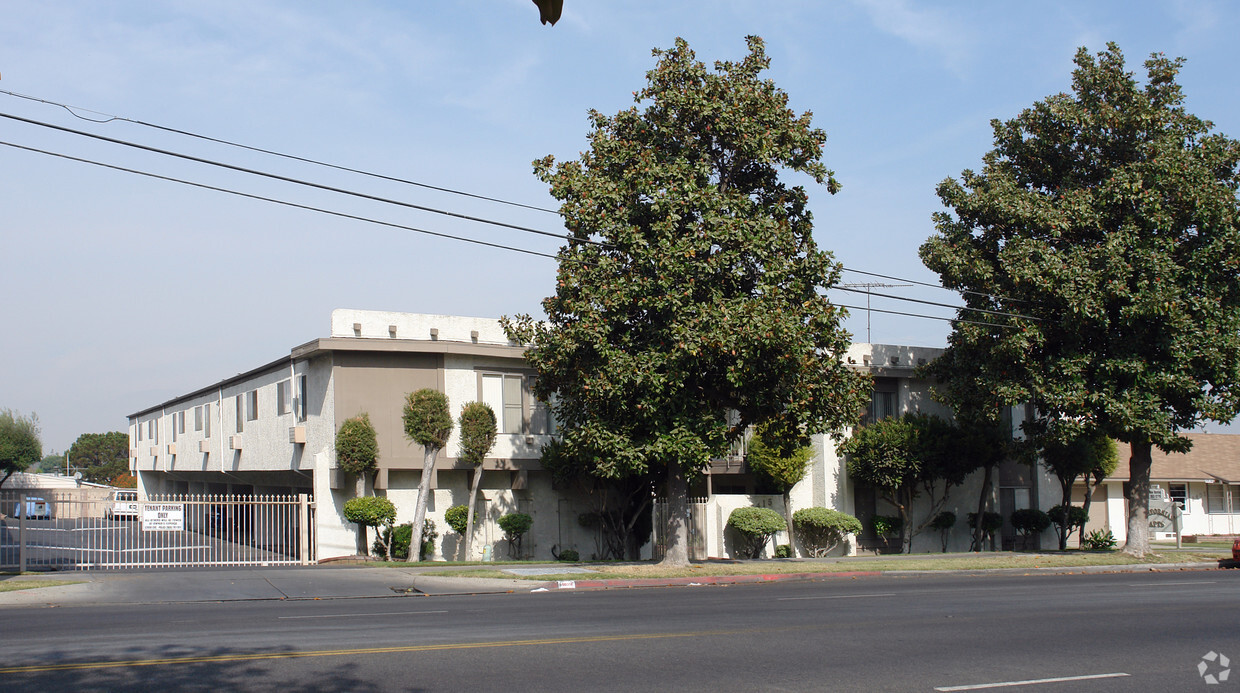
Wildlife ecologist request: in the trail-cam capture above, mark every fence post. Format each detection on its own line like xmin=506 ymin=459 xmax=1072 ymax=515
xmin=18 ymin=495 xmax=28 ymax=573
xmin=298 ymin=493 xmax=310 ymax=566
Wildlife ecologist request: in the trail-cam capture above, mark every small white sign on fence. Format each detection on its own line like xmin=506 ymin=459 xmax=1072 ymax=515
xmin=142 ymin=503 xmax=185 ymax=531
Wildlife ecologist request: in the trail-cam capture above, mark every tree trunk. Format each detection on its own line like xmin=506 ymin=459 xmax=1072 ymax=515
xmin=972 ymin=463 xmax=995 ymax=551
xmin=1080 ymin=477 xmax=1096 ymax=549
xmin=407 ymin=445 xmax=438 ymax=562
xmin=782 ymin=490 xmax=796 ymax=557
xmin=463 ymin=464 xmax=482 ymax=561
xmin=354 ymin=474 xmax=368 ymax=556
xmin=1122 ymin=440 xmax=1153 ymax=557
xmin=1059 ymin=479 xmax=1072 ymax=551
xmin=658 ymin=460 xmax=690 ymax=567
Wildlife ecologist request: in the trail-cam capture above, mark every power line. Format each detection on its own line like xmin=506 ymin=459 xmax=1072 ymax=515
xmin=0 ymin=139 xmax=557 ymax=259
xmin=0 ymin=88 xmax=560 ymax=214
xmin=839 ymin=265 xmax=1034 ymax=306
xmin=0 ymin=111 xmax=601 ymax=248
xmin=833 ymin=303 xmax=1021 ymax=331
xmin=831 ymin=285 xmax=1042 ymax=322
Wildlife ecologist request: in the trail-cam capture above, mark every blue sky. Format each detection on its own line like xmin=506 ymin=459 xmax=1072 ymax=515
xmin=3 ymin=1 xmax=1239 ymax=454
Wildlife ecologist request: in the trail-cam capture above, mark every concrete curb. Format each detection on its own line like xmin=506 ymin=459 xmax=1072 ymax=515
xmin=529 ymin=560 xmax=1232 ymax=592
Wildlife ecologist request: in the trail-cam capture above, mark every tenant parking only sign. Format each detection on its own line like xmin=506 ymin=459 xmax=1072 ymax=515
xmin=142 ymin=503 xmax=185 ymax=531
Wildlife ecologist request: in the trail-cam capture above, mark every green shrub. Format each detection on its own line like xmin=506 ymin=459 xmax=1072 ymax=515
xmin=930 ymin=511 xmax=956 ymax=531
xmin=727 ymin=507 xmax=786 ymax=559
xmin=498 ymin=513 xmax=533 ymax=558
xmin=774 ymin=544 xmax=793 ymax=559
xmin=872 ymin=514 xmax=903 ymax=538
xmin=1082 ymin=528 xmax=1117 ymax=550
xmin=445 ymin=504 xmax=475 ymax=535
xmin=345 ymin=495 xmax=397 ymax=559
xmin=558 ymin=549 xmax=580 ymax=562
xmin=793 ymin=507 xmax=862 ymax=557
xmin=377 ymin=519 xmax=438 ymax=561
xmin=1010 ymin=508 xmax=1052 ymax=536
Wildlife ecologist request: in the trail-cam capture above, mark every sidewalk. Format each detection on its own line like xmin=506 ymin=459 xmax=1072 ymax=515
xmin=0 ymin=553 xmax=1232 ymax=608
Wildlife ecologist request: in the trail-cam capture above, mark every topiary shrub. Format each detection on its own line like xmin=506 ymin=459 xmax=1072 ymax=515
xmin=344 ymin=496 xmax=396 ymax=559
xmin=967 ymin=511 xmax=1004 ymax=550
xmin=558 ymin=549 xmax=580 ymax=562
xmin=1010 ymin=508 xmax=1052 ymax=545
xmin=336 ymin=414 xmax=379 ymax=478
xmin=793 ymin=507 xmax=862 ymax=557
xmin=498 ymin=512 xmax=533 ymax=558
xmin=774 ymin=544 xmax=793 ymax=559
xmin=727 ymin=507 xmax=786 ymax=559
xmin=930 ymin=511 xmax=956 ymax=553
xmin=445 ymin=504 xmax=473 ymax=535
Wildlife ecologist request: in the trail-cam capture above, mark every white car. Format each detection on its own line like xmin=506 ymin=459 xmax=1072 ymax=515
xmin=106 ymin=490 xmax=139 ymax=520
xmin=13 ymin=497 xmax=52 ymax=520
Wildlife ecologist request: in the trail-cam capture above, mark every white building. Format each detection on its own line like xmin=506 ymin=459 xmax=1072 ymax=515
xmin=130 ymin=309 xmax=1059 ymax=561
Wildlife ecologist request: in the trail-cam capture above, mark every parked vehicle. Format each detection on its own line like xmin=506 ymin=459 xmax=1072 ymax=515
xmin=106 ymin=490 xmax=140 ymax=520
xmin=12 ymin=497 xmax=52 ymax=520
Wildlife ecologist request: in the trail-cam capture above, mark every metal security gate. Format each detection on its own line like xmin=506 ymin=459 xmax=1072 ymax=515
xmin=652 ymin=497 xmax=709 ymax=561
xmin=0 ymin=492 xmax=315 ymax=571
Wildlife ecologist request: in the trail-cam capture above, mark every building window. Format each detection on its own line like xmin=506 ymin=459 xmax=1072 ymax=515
xmin=297 ymin=375 xmax=308 ymax=422
xmin=177 ymin=411 xmax=186 ymax=435
xmin=246 ymin=390 xmax=259 ymax=421
xmin=137 ymin=423 xmax=143 ymax=442
xmin=194 ymin=406 xmax=203 ymax=432
xmin=1169 ymin=483 xmax=1188 ymax=511
xmin=865 ymin=390 xmax=897 ymax=425
xmin=204 ymin=403 xmax=211 ymax=438
xmin=277 ymin=380 xmax=292 ymax=416
xmin=528 ymin=378 xmax=554 ymax=435
xmin=1207 ymin=483 xmax=1237 ymax=514
xmin=172 ymin=414 xmax=178 ymax=442
xmin=149 ymin=419 xmax=158 ymax=444
xmin=236 ymin=394 xmax=245 ymax=433
xmin=481 ymin=373 xmax=524 ymax=434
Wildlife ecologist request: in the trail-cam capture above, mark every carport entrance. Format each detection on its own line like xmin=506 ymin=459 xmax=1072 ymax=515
xmin=0 ymin=492 xmax=315 ymax=571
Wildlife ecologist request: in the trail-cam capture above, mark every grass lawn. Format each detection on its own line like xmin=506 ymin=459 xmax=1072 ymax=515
xmin=0 ymin=579 xmax=82 ymax=593
xmin=419 ymin=550 xmax=1228 ymax=582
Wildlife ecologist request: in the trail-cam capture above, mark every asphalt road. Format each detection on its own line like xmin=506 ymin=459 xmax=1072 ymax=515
xmin=3 ymin=570 xmax=1237 ymax=692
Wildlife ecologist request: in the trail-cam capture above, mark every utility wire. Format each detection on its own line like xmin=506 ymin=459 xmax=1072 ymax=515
xmin=0 ymin=88 xmax=559 ymax=214
xmin=834 ymin=303 xmax=1020 ymax=330
xmin=831 ymin=285 xmax=1042 ymax=322
xmin=840 ymin=265 xmax=1034 ymax=306
xmin=0 ymin=139 xmax=556 ymax=259
xmin=0 ymin=111 xmax=600 ymax=248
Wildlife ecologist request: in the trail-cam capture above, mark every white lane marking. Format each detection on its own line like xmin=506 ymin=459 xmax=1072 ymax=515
xmin=776 ymin=593 xmax=896 ymax=601
xmin=278 ymin=610 xmax=449 ymax=620
xmin=1127 ymin=581 xmax=1216 ymax=586
xmin=934 ymin=672 xmax=1130 ymax=691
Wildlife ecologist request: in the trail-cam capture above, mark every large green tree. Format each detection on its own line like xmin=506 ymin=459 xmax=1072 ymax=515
xmin=504 ymin=36 xmax=868 ymax=567
xmin=69 ymin=431 xmax=129 ymax=485
xmin=0 ymin=409 xmax=42 ymax=488
xmin=920 ymin=44 xmax=1240 ymax=556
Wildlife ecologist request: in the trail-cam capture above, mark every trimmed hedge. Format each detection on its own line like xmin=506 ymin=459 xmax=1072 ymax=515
xmin=728 ymin=507 xmax=786 ymax=559
xmin=793 ymin=507 xmax=862 ymax=558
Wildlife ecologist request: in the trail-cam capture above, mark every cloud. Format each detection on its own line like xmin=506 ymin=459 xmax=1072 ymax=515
xmin=847 ymin=0 xmax=973 ymax=75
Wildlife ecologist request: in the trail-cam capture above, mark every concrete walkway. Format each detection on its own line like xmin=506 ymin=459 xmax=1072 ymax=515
xmin=0 ymin=553 xmax=1232 ymax=608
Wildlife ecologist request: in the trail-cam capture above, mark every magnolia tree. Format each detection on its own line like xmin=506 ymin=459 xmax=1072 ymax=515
xmin=403 ymin=389 xmax=453 ymax=563
xmin=504 ymin=36 xmax=868 ymax=567
xmin=920 ymin=44 xmax=1240 ymax=556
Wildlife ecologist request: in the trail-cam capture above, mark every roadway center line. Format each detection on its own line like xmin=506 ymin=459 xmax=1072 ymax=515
xmin=776 ymin=593 xmax=896 ymax=601
xmin=278 ymin=610 xmax=449 ymax=620
xmin=934 ymin=672 xmax=1130 ymax=691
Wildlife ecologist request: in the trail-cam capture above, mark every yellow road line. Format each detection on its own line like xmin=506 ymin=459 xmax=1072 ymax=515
xmin=0 ymin=629 xmax=744 ymax=674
